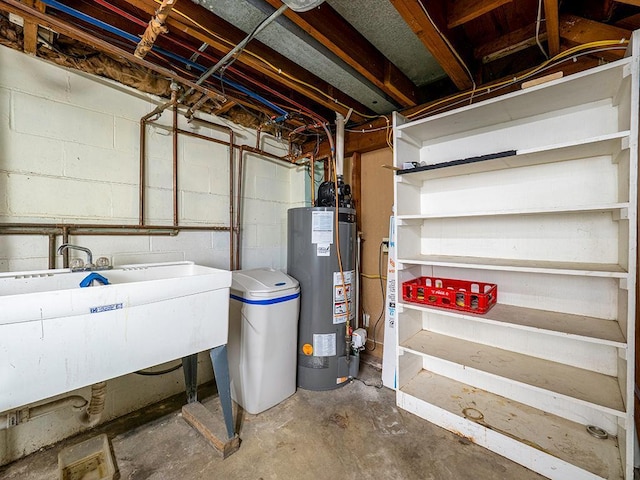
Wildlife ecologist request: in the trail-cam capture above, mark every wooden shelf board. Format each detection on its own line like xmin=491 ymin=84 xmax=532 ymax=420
xmin=396 ymin=59 xmax=630 ymax=143
xmin=400 ymin=302 xmax=626 ymax=347
xmin=400 ymin=330 xmax=625 ymax=413
xmin=399 ymin=370 xmax=623 ymax=479
xmin=396 ymin=131 xmax=629 ymax=181
xmin=397 ymin=254 xmax=628 ymax=278
xmin=397 ymin=203 xmax=629 ymax=220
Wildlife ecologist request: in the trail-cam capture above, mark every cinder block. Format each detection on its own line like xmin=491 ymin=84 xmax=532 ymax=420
xmin=255 ymin=224 xmax=281 ymax=248
xmin=112 ymin=251 xmax=184 ymax=266
xmin=145 ymin=187 xmax=173 ymax=224
xmin=67 ymin=235 xmax=151 ymax=260
xmin=181 ymin=192 xmax=229 ymax=225
xmin=146 ymin=155 xmax=173 ymax=189
xmin=114 ymin=117 xmax=139 ymax=153
xmin=240 ymin=224 xmax=257 ymax=248
xmin=0 ymin=259 xmax=8 ymax=272
xmin=0 ymin=235 xmax=47 ymax=264
xmin=0 ymin=173 xmax=7 ymax=215
xmin=150 ymin=231 xmax=212 ymax=253
xmin=213 ymin=231 xmax=230 ymax=251
xmin=240 ymin=176 xmax=257 ymax=200
xmin=0 ymin=128 xmax=64 ymax=176
xmin=179 ymin=162 xmax=210 ymax=194
xmin=182 ymin=136 xmax=229 ymax=168
xmin=64 ymin=142 xmax=137 ymax=185
xmin=241 ymin=198 xmax=275 ymax=224
xmin=276 ymin=162 xmax=295 ymax=182
xmin=8 ymin=257 xmax=50 ymax=272
xmin=256 ymin=177 xmax=288 ymax=203
xmin=210 ymin=163 xmax=231 ymax=196
xmin=0 ymin=48 xmax=70 ymax=102
xmin=67 ymin=72 xmax=149 ymax=122
xmin=243 ymin=154 xmax=276 ymax=179
xmin=110 ymin=183 xmax=138 ymax=221
xmin=0 ymin=87 xmax=9 ymax=123
xmin=7 ymin=174 xmax=112 ymax=219
xmin=145 ymin=124 xmax=173 ymax=159
xmin=13 ymin=92 xmax=113 ymax=149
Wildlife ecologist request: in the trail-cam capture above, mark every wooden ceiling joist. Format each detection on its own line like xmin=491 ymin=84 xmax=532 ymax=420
xmin=544 ymin=0 xmax=560 ymax=56
xmin=262 ymin=0 xmax=417 ymax=107
xmin=615 ymin=0 xmax=640 ymax=7
xmin=390 ymin=0 xmax=473 ymax=90
xmin=118 ymin=0 xmax=372 ymax=119
xmin=22 ymin=0 xmax=45 ymax=55
xmin=560 ymin=14 xmax=630 ymax=61
xmin=447 ymin=0 xmax=513 ymax=29
xmin=474 ymin=23 xmax=547 ymax=63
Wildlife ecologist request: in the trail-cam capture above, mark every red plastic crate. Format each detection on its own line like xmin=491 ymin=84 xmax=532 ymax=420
xmin=402 ymin=276 xmax=497 ymax=314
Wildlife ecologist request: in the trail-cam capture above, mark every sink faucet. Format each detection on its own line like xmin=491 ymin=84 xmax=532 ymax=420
xmin=58 ymin=243 xmax=93 ymax=269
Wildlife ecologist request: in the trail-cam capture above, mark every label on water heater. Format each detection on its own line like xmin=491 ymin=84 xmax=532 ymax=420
xmin=313 ymin=333 xmax=336 ymax=357
xmin=311 ymin=211 xmax=334 ymax=244
xmin=333 ymin=270 xmax=355 ymax=324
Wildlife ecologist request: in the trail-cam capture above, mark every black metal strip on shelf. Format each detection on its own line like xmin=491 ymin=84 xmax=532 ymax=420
xmin=397 ymin=150 xmax=517 ymax=175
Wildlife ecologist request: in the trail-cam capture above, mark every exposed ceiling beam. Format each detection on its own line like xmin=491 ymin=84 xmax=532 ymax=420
xmin=304 ymin=55 xmax=602 ymax=158
xmin=447 ymin=0 xmax=513 ymax=29
xmin=560 ymin=14 xmax=630 ymax=61
xmin=117 ymin=0 xmax=372 ymax=119
xmin=0 ymin=0 xmax=226 ymax=103
xmin=390 ymin=0 xmax=473 ymax=90
xmin=615 ymin=0 xmax=640 ymax=7
xmin=22 ymin=0 xmax=45 ymax=55
xmin=544 ymin=0 xmax=560 ymax=56
xmin=262 ymin=0 xmax=417 ymax=107
xmin=474 ymin=22 xmax=547 ymax=63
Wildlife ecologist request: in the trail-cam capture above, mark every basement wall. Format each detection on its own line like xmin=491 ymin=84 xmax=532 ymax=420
xmin=0 ymin=45 xmax=306 ymax=465
xmin=359 ymin=148 xmax=394 ymax=359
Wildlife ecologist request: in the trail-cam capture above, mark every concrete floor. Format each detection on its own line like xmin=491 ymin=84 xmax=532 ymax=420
xmin=0 ymin=364 xmax=545 ymax=480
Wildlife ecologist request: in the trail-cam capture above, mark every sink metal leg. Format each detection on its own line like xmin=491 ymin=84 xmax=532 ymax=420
xmin=209 ymin=344 xmax=235 ymax=439
xmin=182 ymin=354 xmax=198 ymax=404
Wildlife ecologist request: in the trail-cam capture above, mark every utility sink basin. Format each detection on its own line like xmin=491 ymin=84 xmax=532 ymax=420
xmin=0 ymin=261 xmax=231 ymax=412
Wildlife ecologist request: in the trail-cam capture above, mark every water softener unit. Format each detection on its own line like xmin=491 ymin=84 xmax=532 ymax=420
xmin=287 ymin=205 xmax=358 ymax=390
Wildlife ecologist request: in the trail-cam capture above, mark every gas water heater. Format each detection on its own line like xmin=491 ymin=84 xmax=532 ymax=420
xmin=287 ymin=112 xmax=360 ymax=390
xmin=287 ymin=204 xmax=358 ymax=390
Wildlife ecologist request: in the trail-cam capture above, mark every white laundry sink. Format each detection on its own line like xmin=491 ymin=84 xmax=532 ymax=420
xmin=0 ymin=261 xmax=231 ymax=412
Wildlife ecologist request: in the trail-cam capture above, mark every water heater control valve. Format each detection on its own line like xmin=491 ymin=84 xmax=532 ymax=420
xmin=352 ymin=328 xmax=367 ymax=350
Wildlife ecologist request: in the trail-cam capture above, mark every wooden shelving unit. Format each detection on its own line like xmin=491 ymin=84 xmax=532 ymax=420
xmin=393 ymin=34 xmax=639 ymax=480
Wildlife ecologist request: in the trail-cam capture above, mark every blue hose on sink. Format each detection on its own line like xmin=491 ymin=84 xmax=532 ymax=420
xmin=79 ymin=273 xmax=110 ymax=288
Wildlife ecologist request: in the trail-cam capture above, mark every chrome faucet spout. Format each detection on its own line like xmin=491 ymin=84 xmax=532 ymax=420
xmin=57 ymin=243 xmax=93 ymax=267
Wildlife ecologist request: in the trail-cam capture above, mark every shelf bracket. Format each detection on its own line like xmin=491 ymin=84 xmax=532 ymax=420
xmin=613 ymin=208 xmax=629 ymax=221
xmin=619 ymin=277 xmax=629 ymax=290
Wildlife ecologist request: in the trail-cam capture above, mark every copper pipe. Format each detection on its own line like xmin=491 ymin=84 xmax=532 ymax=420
xmin=0 ymin=224 xmax=229 ymax=232
xmin=236 ymin=148 xmax=244 ymax=270
xmin=256 ymin=125 xmax=262 ymax=149
xmin=48 ymin=234 xmax=56 ymax=269
xmin=134 ymin=0 xmax=177 ymax=60
xmin=229 ymin=137 xmax=235 ymax=270
xmin=310 ymin=154 xmax=316 ymax=206
xmin=62 ymin=227 xmax=69 ymax=268
xmin=139 ymin=118 xmax=146 ymax=226
xmin=173 ymin=104 xmax=179 ymax=227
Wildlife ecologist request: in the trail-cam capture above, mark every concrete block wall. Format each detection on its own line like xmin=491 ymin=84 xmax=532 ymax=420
xmin=0 ymin=45 xmax=307 ymax=464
